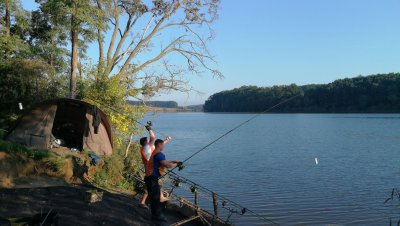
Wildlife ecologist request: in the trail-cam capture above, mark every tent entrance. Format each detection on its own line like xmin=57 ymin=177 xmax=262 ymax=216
xmin=51 ymin=102 xmax=87 ymax=150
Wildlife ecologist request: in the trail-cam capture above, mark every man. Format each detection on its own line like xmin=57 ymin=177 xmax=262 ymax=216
xmin=138 ymin=125 xmax=170 ymax=209
xmin=145 ymin=139 xmax=181 ymax=222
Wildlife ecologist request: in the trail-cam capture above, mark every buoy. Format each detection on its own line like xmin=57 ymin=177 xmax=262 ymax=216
xmin=315 ymin=157 xmax=319 ymax=165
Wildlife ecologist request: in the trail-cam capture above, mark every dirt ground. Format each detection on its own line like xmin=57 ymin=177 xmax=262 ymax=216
xmin=0 ymin=149 xmax=102 ymax=188
xmin=0 ymin=185 xmax=200 ymax=226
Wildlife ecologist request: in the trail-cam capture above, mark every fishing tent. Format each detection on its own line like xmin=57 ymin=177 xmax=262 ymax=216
xmin=6 ymin=98 xmax=113 ymax=156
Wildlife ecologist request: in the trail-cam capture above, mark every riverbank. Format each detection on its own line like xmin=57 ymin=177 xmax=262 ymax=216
xmin=0 ymin=184 xmax=199 ymax=226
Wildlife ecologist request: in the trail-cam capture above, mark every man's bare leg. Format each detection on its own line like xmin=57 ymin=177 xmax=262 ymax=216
xmin=140 ymin=193 xmax=148 ymax=205
xmin=138 ymin=193 xmax=149 ymax=209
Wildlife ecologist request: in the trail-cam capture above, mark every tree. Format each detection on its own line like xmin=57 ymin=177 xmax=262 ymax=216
xmin=29 ymin=9 xmax=69 ymax=73
xmin=79 ymin=0 xmax=222 ymax=150
xmin=37 ymin=0 xmax=104 ymax=98
xmin=93 ymin=0 xmax=221 ymax=97
xmin=203 ymin=74 xmax=400 ymax=113
xmin=4 ymin=0 xmax=10 ymax=36
xmin=0 ymin=0 xmax=31 ymax=59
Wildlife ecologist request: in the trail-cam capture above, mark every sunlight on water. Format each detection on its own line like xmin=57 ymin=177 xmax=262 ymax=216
xmin=141 ymin=113 xmax=400 ymax=225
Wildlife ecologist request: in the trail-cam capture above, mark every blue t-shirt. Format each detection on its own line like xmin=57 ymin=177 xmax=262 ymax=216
xmin=152 ymin=152 xmax=166 ymax=178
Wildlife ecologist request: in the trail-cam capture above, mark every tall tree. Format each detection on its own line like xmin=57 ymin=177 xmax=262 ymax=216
xmin=79 ymin=0 xmax=222 ymax=146
xmin=93 ymin=0 xmax=221 ymax=98
xmin=4 ymin=0 xmax=11 ymax=36
xmin=29 ymin=9 xmax=68 ymax=73
xmin=0 ymin=0 xmax=30 ymax=59
xmin=37 ymin=0 xmax=103 ymax=98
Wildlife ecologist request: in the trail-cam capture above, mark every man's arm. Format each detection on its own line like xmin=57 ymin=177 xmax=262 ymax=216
xmin=160 ymin=160 xmax=179 ymax=169
xmin=146 ymin=125 xmax=156 ymax=145
xmin=163 ymin=136 xmax=171 ymax=144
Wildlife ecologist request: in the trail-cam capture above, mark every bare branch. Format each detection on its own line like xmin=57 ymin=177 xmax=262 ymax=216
xmin=105 ymin=0 xmax=119 ymax=69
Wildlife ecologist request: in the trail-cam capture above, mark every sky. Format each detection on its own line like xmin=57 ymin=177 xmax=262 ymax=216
xmin=23 ymin=0 xmax=400 ymax=106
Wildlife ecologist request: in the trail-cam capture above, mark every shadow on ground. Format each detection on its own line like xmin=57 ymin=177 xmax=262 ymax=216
xmin=0 ymin=185 xmax=199 ymax=226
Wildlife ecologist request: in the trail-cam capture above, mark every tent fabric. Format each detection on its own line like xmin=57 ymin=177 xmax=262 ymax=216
xmin=7 ymin=104 xmax=57 ymax=149
xmin=6 ymin=99 xmax=113 ymax=156
xmin=83 ymin=110 xmax=113 ymax=156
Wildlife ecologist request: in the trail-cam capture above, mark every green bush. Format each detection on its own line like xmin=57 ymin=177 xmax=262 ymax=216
xmin=93 ymin=143 xmax=143 ymax=192
xmin=0 ymin=139 xmax=50 ymax=160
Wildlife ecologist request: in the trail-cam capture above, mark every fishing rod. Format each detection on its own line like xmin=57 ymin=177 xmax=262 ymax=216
xmin=162 ymin=93 xmax=302 ymax=177
xmin=135 ymin=166 xmax=280 ymax=225
xmin=166 ymin=170 xmax=280 ymax=226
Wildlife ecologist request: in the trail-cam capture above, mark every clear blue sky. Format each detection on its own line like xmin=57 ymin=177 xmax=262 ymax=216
xmin=23 ymin=0 xmax=400 ymax=106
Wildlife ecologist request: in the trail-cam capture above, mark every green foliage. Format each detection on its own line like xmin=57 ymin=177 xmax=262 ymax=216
xmin=93 ymin=142 xmax=143 ymax=192
xmin=0 ymin=0 xmax=31 ymax=59
xmin=0 ymin=139 xmax=50 ymax=160
xmin=79 ymin=72 xmax=146 ymax=145
xmin=0 ymin=59 xmax=66 ymax=129
xmin=204 ymin=73 xmax=400 ymax=113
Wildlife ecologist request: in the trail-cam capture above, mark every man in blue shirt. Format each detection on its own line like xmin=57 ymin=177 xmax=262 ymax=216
xmin=144 ymin=139 xmax=182 ymax=223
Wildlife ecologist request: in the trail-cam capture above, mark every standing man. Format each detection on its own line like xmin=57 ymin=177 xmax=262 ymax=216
xmin=138 ymin=123 xmax=170 ymax=209
xmin=145 ymin=139 xmax=182 ymax=222
xmin=138 ymin=123 xmax=155 ymax=209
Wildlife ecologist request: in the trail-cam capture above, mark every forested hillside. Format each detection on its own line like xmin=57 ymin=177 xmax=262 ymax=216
xmin=204 ymin=73 xmax=400 ymax=113
xmin=128 ymin=101 xmax=178 ymax=108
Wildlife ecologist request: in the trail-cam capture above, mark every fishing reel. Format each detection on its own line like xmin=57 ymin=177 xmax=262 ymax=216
xmin=173 ymin=179 xmax=182 ymax=187
xmin=145 ymin=121 xmax=152 ymax=130
xmin=222 ymin=200 xmax=227 ymax=207
xmin=177 ymin=161 xmax=185 ymax=171
xmin=190 ymin=185 xmax=198 ymax=193
xmin=241 ymin=208 xmax=247 ymax=215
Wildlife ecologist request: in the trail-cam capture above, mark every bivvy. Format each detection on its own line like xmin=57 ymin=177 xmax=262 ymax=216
xmin=6 ymin=98 xmax=113 ymax=156
xmin=81 ymin=94 xmax=301 ymax=225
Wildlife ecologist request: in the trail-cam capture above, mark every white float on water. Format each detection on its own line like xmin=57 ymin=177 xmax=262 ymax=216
xmin=315 ymin=157 xmax=319 ymax=165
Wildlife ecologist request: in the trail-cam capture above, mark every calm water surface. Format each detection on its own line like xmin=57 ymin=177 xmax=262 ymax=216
xmin=141 ymin=113 xmax=400 ymax=225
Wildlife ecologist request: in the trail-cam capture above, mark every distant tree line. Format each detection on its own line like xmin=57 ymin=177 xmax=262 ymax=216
xmin=178 ymin=104 xmax=203 ymax=112
xmin=204 ymin=73 xmax=400 ymax=113
xmin=128 ymin=101 xmax=178 ymax=109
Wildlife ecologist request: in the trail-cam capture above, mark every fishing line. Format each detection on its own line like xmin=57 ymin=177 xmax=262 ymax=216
xmin=162 ymin=93 xmax=302 ymax=177
xmin=167 ymin=171 xmax=280 ymax=226
xmin=137 ymin=166 xmax=280 ymax=225
xmin=18 ymin=86 xmax=297 ymax=225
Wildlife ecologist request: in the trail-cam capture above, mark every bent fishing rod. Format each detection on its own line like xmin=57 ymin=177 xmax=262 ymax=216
xmin=162 ymin=93 xmax=302 ymax=178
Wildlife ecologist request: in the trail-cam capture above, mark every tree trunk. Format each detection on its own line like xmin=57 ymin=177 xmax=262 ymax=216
xmin=69 ymin=19 xmax=78 ymax=99
xmin=5 ymin=0 xmax=11 ymax=37
xmin=97 ymin=28 xmax=104 ymax=75
xmin=124 ymin=133 xmax=134 ymax=158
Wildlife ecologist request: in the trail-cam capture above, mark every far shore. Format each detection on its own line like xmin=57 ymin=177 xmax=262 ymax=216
xmin=147 ymin=109 xmax=400 ymax=114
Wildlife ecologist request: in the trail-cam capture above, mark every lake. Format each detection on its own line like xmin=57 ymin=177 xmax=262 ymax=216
xmin=141 ymin=113 xmax=400 ymax=225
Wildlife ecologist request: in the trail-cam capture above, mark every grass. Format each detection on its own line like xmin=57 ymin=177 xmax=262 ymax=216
xmin=0 ymin=131 xmax=142 ymax=193
xmin=0 ymin=129 xmax=7 ymax=140
xmin=0 ymin=139 xmax=50 ymax=160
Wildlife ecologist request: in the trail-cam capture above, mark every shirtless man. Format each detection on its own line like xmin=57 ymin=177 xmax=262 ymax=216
xmin=138 ymin=123 xmax=170 ymax=209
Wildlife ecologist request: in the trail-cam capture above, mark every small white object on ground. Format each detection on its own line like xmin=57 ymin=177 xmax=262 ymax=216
xmin=18 ymin=103 xmax=23 ymax=110
xmin=315 ymin=157 xmax=319 ymax=165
